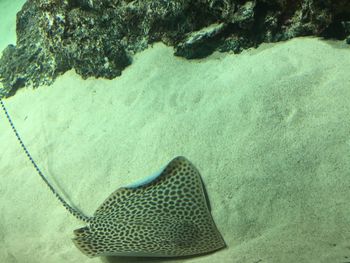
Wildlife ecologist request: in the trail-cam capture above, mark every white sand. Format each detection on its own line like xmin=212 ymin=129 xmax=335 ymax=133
xmin=1 ymin=2 xmax=350 ymax=263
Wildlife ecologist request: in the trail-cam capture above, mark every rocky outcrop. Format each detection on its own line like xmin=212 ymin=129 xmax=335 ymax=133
xmin=1 ymin=0 xmax=349 ymax=96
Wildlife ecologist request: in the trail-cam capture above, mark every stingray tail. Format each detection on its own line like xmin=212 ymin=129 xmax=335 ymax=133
xmin=0 ymin=98 xmax=91 ymax=223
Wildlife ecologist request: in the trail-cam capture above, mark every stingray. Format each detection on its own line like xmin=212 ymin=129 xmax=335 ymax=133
xmin=0 ymin=98 xmax=225 ymax=257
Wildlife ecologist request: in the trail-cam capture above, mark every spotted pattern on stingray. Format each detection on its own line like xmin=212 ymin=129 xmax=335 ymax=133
xmin=73 ymin=156 xmax=225 ymax=257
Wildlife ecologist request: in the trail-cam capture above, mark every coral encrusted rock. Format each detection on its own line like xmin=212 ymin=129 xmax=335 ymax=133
xmin=0 ymin=0 xmax=349 ymax=96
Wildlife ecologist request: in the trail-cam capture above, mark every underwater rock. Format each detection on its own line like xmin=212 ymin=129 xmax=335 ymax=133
xmin=174 ymin=23 xmax=226 ymax=59
xmin=342 ymin=21 xmax=350 ymax=44
xmin=0 ymin=0 xmax=350 ymax=96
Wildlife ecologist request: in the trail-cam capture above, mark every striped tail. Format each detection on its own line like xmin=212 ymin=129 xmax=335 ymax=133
xmin=0 ymin=98 xmax=91 ymax=223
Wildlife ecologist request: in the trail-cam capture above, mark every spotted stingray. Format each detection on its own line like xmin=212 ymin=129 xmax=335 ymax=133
xmin=0 ymin=98 xmax=225 ymax=257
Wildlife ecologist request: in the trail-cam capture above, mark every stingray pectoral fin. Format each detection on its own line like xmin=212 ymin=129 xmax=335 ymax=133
xmin=73 ymin=227 xmax=96 ymax=257
xmin=73 ymin=156 xmax=225 ymax=258
xmin=125 ymin=165 xmax=166 ymax=188
xmin=73 ymin=226 xmax=91 ymax=238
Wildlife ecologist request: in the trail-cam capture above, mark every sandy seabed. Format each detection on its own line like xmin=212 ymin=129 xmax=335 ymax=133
xmin=1 ymin=1 xmax=350 ymax=263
